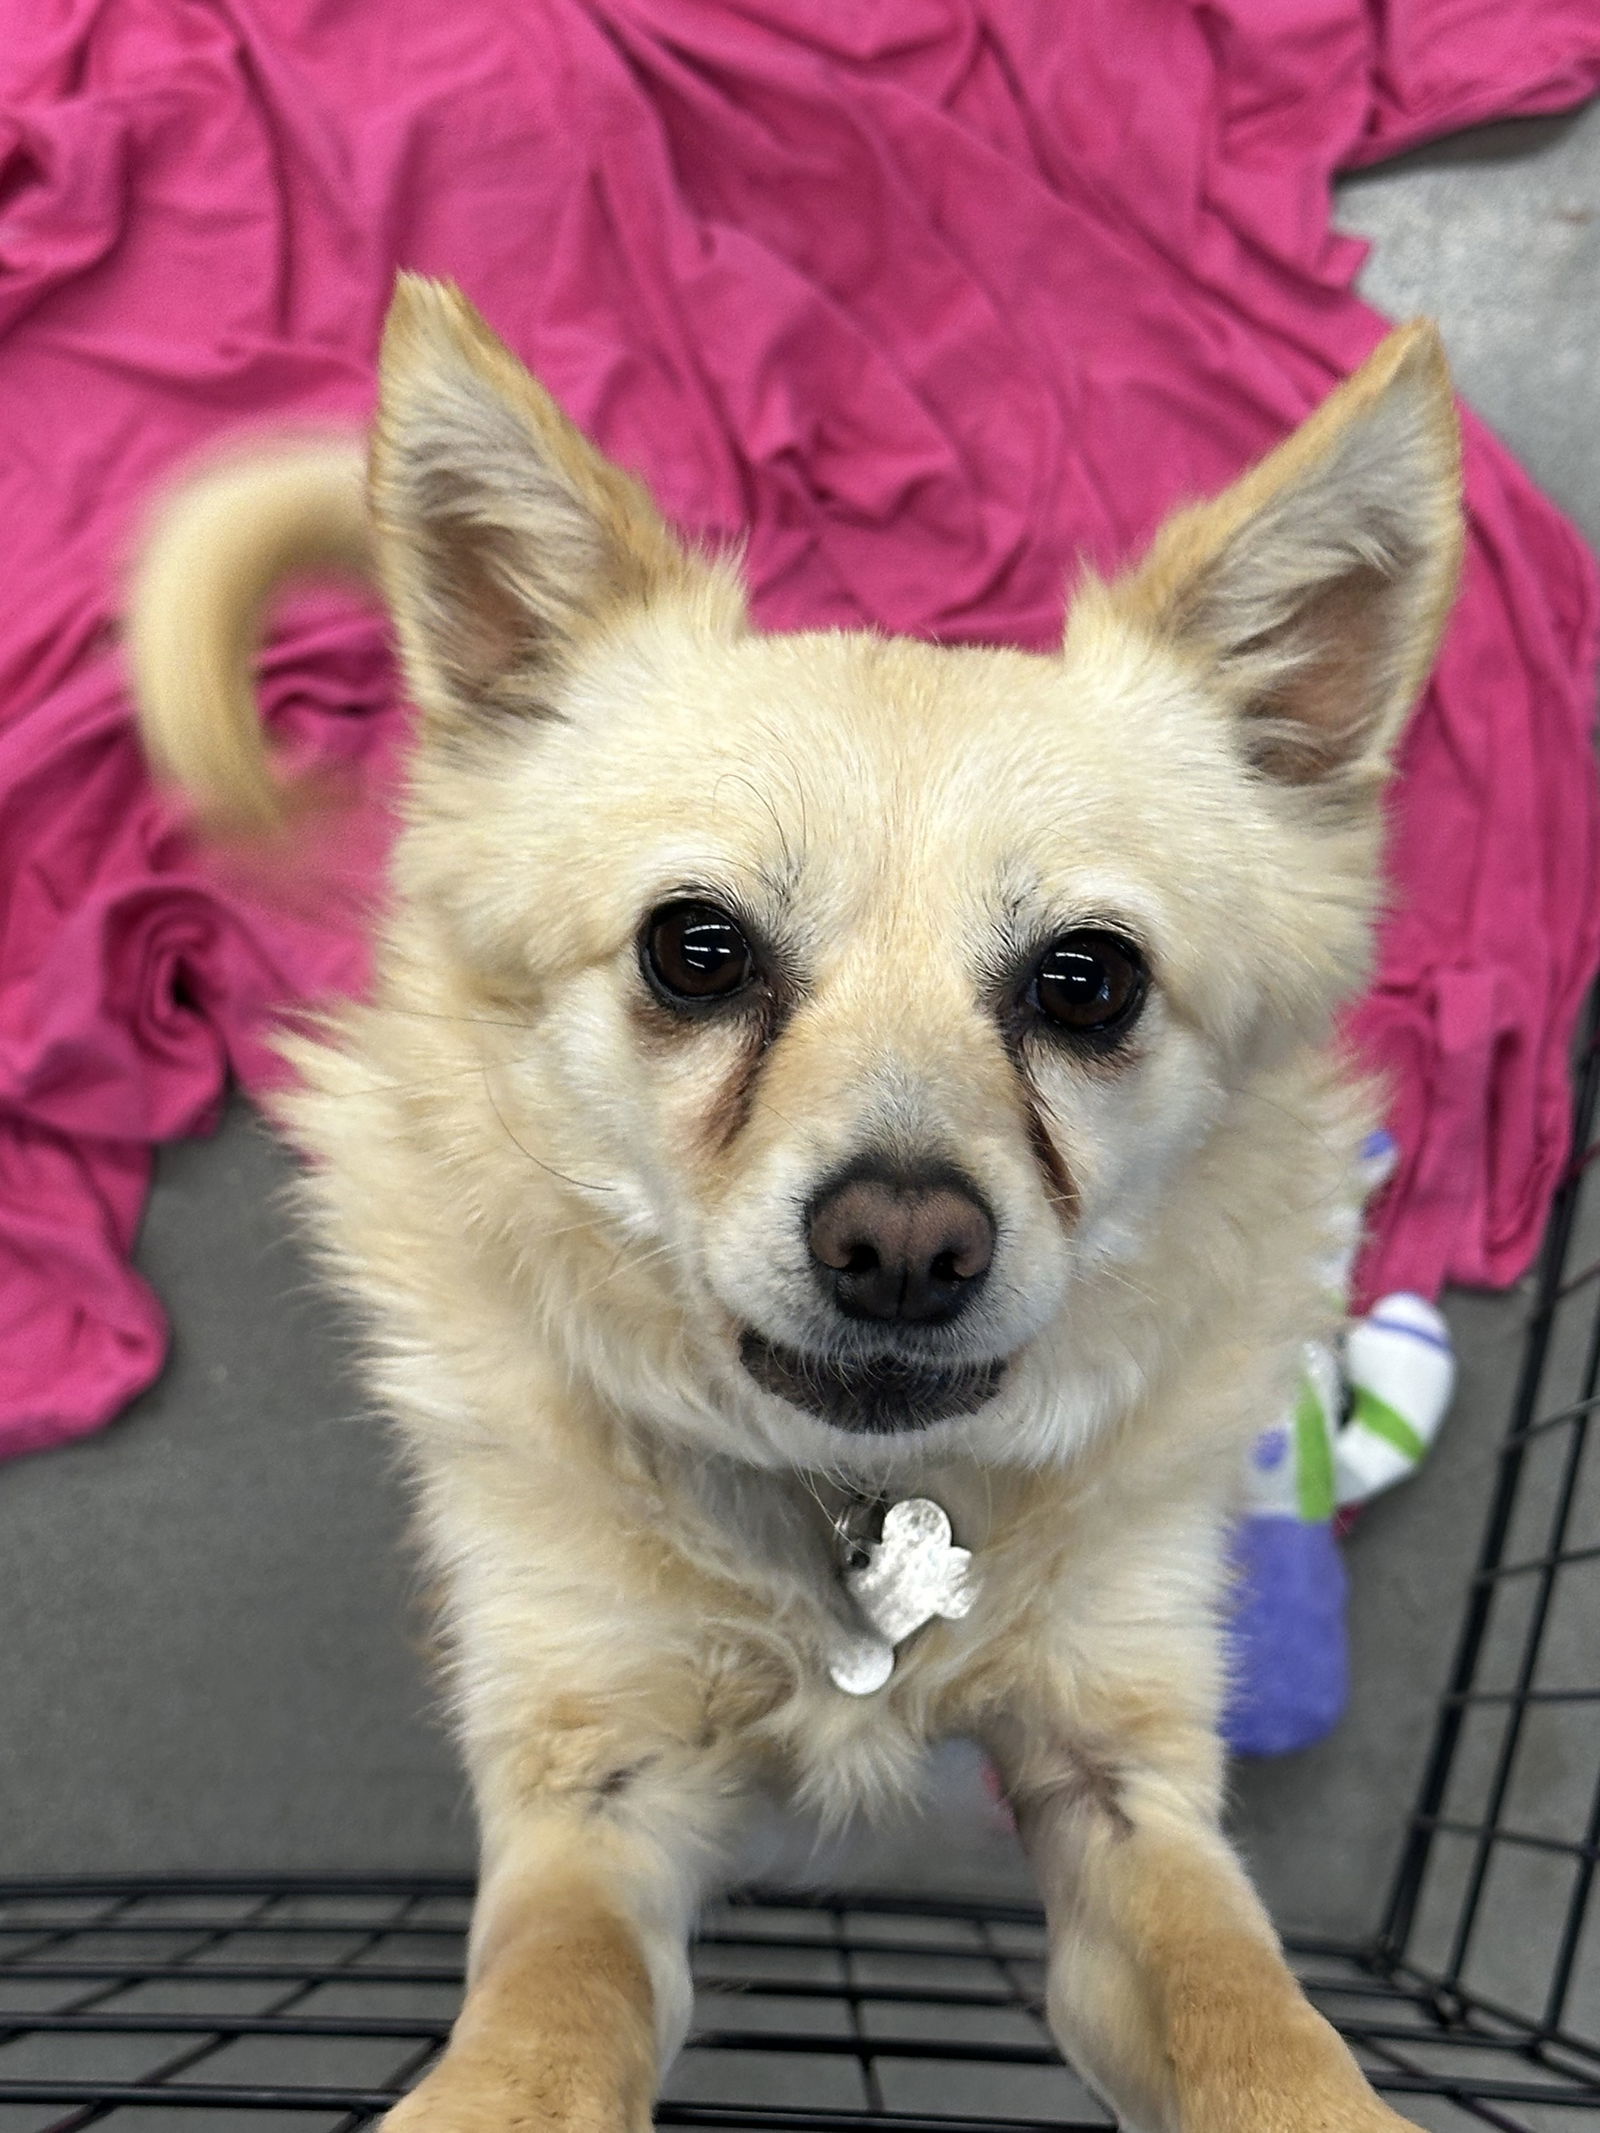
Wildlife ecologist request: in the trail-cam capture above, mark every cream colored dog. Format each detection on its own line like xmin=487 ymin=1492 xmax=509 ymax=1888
xmin=130 ymin=277 xmax=1461 ymax=2133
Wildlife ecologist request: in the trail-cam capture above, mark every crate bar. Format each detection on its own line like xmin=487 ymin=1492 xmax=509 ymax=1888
xmin=0 ymin=1958 xmax=468 ymax=1985
xmin=1471 ymin=1539 xmax=1600 ymax=1584
xmin=0 ymin=1918 xmax=467 ymax=1945
xmin=1439 ymin=1687 xmax=1600 ymax=1709
xmin=1497 ymin=1388 xmax=1600 ymax=1452
xmin=1543 ymin=1686 xmax=1600 ymax=2032
xmin=1381 ymin=986 xmax=1600 ymax=1963
xmin=0 ymin=2012 xmax=449 ymax=2040
xmin=1442 ymin=1313 xmax=1600 ymax=1989
xmin=0 ymin=1876 xmax=475 ymax=1902
xmin=1409 ymin=1815 xmax=1596 ymax=1862
xmin=1380 ymin=1953 xmax=1600 ymax=2082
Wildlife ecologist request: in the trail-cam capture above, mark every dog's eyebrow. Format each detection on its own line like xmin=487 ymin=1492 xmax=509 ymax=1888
xmin=755 ymin=853 xmax=807 ymax=903
xmin=708 ymin=765 xmax=811 ymax=889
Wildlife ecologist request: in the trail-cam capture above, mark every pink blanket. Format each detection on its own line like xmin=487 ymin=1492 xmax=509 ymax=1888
xmin=2 ymin=0 xmax=1598 ymax=1461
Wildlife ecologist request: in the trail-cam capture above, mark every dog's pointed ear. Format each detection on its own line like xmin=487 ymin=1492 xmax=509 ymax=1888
xmin=370 ymin=275 xmax=739 ymax=724
xmin=1104 ymin=323 xmax=1462 ymax=797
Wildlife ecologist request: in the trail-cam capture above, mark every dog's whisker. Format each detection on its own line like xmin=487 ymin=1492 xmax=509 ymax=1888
xmin=479 ymin=1067 xmax=620 ymax=1196
xmin=746 ymin=1090 xmax=809 ymax=1139
xmin=563 ymin=1234 xmax=682 ymax=1310
xmin=313 ymin=1066 xmax=504 ymax=1100
xmin=1084 ymin=1261 xmax=1161 ymax=1311
xmin=377 ymin=1002 xmax=542 ymax=1035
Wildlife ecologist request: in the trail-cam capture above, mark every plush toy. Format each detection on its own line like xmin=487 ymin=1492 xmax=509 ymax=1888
xmin=1224 ymin=1132 xmax=1456 ymax=1756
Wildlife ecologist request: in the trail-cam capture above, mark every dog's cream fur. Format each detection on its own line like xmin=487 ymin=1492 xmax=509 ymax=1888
xmin=129 ymin=278 xmax=1462 ymax=2133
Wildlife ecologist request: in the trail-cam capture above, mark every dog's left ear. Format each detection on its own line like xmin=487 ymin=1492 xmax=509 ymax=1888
xmin=371 ymin=274 xmax=740 ymax=729
xmin=1105 ymin=323 xmax=1462 ymax=798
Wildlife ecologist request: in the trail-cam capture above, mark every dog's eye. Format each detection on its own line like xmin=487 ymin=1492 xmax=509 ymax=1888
xmin=643 ymin=901 xmax=758 ymax=1006
xmin=1030 ymin=930 xmax=1146 ymax=1039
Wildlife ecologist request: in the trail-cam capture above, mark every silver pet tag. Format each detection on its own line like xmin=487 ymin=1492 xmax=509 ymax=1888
xmin=828 ymin=1498 xmax=973 ymax=1696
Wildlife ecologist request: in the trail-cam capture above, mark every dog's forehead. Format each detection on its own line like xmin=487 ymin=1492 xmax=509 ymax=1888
xmin=476 ymin=607 xmax=1297 ymax=1033
xmin=559 ymin=616 xmax=1226 ymax=908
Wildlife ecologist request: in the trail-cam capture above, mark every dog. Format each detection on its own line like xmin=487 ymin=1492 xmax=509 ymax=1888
xmin=129 ymin=276 xmax=1460 ymax=2133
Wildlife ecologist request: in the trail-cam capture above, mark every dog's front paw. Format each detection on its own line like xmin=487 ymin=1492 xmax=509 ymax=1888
xmin=1193 ymin=2095 xmax=1427 ymax=2133
xmin=379 ymin=2060 xmax=647 ymax=2133
xmin=1181 ymin=2070 xmax=1428 ymax=2133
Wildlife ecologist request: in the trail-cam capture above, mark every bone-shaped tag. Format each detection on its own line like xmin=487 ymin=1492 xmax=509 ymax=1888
xmin=828 ymin=1498 xmax=973 ymax=1696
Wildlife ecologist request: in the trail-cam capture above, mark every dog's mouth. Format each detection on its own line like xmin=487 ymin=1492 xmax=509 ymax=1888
xmin=738 ymin=1331 xmax=1007 ymax=1433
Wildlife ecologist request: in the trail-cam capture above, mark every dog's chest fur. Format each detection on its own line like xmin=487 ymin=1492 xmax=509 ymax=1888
xmin=302 ymin=1073 xmax=1327 ymax=1837
xmin=275 ymin=950 xmax=1361 ymax=1840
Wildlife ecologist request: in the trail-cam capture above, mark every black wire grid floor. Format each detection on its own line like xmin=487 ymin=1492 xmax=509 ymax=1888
xmin=0 ymin=1879 xmax=1596 ymax=2133
xmin=5 ymin=1033 xmax=1599 ymax=2133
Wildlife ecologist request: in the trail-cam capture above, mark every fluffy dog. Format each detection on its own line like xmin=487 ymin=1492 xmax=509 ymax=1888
xmin=130 ymin=277 xmax=1460 ymax=2133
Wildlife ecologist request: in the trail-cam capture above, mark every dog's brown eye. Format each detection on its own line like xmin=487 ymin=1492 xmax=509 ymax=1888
xmin=1031 ymin=930 xmax=1146 ymax=1039
xmin=643 ymin=901 xmax=757 ymax=1006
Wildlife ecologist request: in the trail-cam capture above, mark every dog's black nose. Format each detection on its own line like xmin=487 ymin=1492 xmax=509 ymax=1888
xmin=808 ymin=1162 xmax=994 ymax=1325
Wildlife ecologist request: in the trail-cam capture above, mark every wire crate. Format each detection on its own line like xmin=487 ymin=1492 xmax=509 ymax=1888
xmin=2 ymin=1009 xmax=1597 ymax=2133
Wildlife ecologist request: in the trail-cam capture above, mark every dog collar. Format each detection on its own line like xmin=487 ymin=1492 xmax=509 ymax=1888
xmin=826 ymin=1495 xmax=974 ymax=1695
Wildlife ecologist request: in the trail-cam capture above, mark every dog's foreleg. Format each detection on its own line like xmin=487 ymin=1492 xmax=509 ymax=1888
xmin=992 ymin=1723 xmax=1420 ymax=2133
xmin=381 ymin=1768 xmax=730 ymax=2133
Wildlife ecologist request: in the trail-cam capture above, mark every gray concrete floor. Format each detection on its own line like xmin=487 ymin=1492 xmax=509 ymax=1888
xmin=1 ymin=97 xmax=1597 ymax=2123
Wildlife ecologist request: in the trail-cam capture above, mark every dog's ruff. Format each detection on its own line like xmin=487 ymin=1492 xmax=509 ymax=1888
xmin=130 ymin=278 xmax=1462 ymax=2133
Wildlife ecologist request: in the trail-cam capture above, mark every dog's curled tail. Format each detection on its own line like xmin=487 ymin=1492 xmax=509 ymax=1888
xmin=128 ymin=438 xmax=372 ymax=832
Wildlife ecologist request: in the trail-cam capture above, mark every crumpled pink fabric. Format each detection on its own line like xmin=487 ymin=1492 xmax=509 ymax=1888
xmin=2 ymin=0 xmax=1597 ymax=1460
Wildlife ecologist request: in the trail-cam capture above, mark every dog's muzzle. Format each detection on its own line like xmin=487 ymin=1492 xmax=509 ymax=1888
xmin=739 ymin=1330 xmax=1006 ymax=1433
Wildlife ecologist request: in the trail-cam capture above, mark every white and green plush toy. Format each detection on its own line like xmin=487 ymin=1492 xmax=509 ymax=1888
xmin=1335 ymin=1292 xmax=1456 ymax=1506
xmin=1254 ymin=1129 xmax=1456 ymax=1519
xmin=1227 ymin=1130 xmax=1456 ymax=1755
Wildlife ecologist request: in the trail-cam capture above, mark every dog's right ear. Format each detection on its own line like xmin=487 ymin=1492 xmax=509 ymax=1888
xmin=371 ymin=275 xmax=740 ymax=728
xmin=1098 ymin=323 xmax=1462 ymax=809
